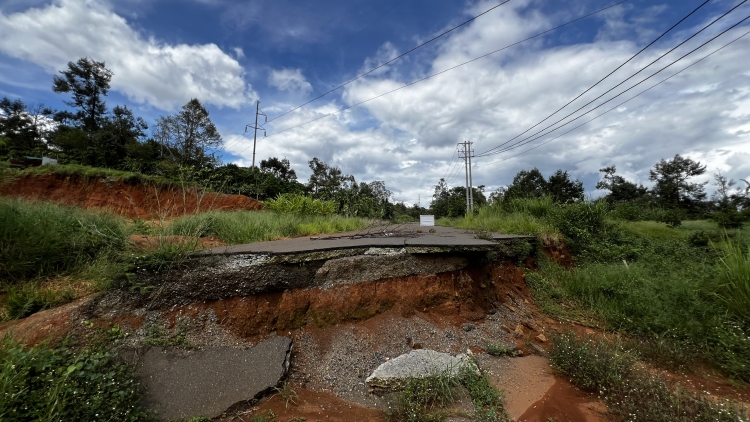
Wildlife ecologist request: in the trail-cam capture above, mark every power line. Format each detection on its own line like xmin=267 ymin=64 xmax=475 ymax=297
xmin=267 ymin=0 xmax=513 ymax=123
xmin=475 ymin=28 xmax=750 ymax=165
xmin=476 ymin=0 xmax=711 ymax=156
xmin=277 ymin=1 xmax=405 ymax=92
xmin=477 ymin=5 xmax=750 ymax=158
xmin=235 ymin=0 xmax=629 ymax=153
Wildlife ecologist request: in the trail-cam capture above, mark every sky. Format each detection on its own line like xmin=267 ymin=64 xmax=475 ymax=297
xmin=1 ymin=0 xmax=748 ymax=205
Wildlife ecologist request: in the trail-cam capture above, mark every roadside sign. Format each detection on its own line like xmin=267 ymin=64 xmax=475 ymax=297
xmin=420 ymin=215 xmax=435 ymax=227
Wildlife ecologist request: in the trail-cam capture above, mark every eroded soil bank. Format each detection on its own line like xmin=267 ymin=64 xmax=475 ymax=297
xmin=0 ymin=172 xmax=263 ymax=218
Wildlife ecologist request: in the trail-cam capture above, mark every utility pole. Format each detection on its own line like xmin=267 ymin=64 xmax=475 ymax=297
xmin=458 ymin=141 xmax=474 ymax=214
xmin=245 ymin=100 xmax=267 ymax=168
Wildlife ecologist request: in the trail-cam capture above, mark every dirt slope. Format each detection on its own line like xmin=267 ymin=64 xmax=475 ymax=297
xmin=0 ymin=172 xmax=263 ymax=218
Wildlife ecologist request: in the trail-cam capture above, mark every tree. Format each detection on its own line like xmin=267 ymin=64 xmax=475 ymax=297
xmin=153 ymin=99 xmax=222 ymax=166
xmin=547 ymin=170 xmax=584 ymax=204
xmin=306 ymin=157 xmax=351 ymax=200
xmin=0 ymin=97 xmax=49 ymax=158
xmin=596 ymin=165 xmax=649 ymax=202
xmin=96 ymin=106 xmax=147 ymax=167
xmin=52 ymin=58 xmax=112 ymax=134
xmin=649 ymin=154 xmax=707 ymax=209
xmin=261 ymin=157 xmax=297 ymax=183
xmin=504 ymin=168 xmax=548 ymax=201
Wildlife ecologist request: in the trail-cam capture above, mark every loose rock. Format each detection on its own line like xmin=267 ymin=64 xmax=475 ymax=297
xmin=365 ymin=349 xmax=476 ymax=391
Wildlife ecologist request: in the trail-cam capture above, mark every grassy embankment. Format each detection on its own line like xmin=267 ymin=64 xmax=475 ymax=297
xmin=441 ymin=197 xmax=750 ymax=420
xmin=0 ymin=195 xmax=369 ymax=321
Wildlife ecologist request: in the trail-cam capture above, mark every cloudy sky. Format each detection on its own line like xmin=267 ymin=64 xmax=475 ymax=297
xmin=1 ymin=0 xmax=748 ymax=205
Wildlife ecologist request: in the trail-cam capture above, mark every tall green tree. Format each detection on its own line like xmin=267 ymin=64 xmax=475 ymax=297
xmin=649 ymin=154 xmax=707 ymax=209
xmin=96 ymin=106 xmax=148 ymax=167
xmin=307 ymin=157 xmax=351 ymax=200
xmin=52 ymin=58 xmax=112 ymax=134
xmin=0 ymin=97 xmax=50 ymax=158
xmin=547 ymin=170 xmax=584 ymax=204
xmin=504 ymin=168 xmax=548 ymax=200
xmin=153 ymin=98 xmax=222 ymax=167
xmin=596 ymin=165 xmax=649 ymax=202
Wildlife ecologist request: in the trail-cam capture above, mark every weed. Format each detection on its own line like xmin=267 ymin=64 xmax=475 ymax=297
xmin=273 ymin=382 xmax=299 ymax=408
xmin=144 ymin=321 xmax=192 ymax=348
xmin=486 ymin=343 xmax=517 ymax=357
xmin=389 ymin=365 xmax=507 ymax=422
xmin=266 ymin=193 xmax=337 ymax=215
xmin=3 ymin=283 xmax=75 ymax=320
xmin=0 ymin=339 xmax=150 ymax=421
xmin=715 ymin=240 xmax=750 ymax=322
xmin=550 ymin=332 xmax=748 ymax=422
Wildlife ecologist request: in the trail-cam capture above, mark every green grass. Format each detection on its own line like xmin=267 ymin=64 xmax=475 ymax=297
xmin=715 ymin=241 xmax=750 ymax=322
xmin=3 ymin=283 xmax=76 ymax=321
xmin=389 ymin=365 xmax=507 ymax=422
xmin=438 ymin=209 xmax=559 ymax=240
xmin=265 ymin=193 xmax=337 ymax=215
xmin=0 ymin=197 xmax=126 ymax=282
xmin=550 ymin=332 xmax=747 ymax=422
xmin=12 ymin=163 xmax=184 ymax=189
xmin=167 ymin=210 xmax=370 ymax=244
xmin=0 ymin=339 xmax=150 ymax=421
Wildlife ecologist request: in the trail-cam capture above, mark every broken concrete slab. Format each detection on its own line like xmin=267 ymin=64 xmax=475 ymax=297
xmin=365 ymin=349 xmax=476 ymax=391
xmin=136 ymin=337 xmax=292 ymax=421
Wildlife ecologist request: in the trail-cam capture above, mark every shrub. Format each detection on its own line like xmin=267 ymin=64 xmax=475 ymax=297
xmin=0 ymin=341 xmax=150 ymax=421
xmin=714 ymin=207 xmax=745 ymax=229
xmin=0 ymin=198 xmax=126 ymax=281
xmin=654 ymin=208 xmax=686 ymax=228
xmin=548 ymin=200 xmax=610 ymax=250
xmin=503 ymin=196 xmax=554 ymax=218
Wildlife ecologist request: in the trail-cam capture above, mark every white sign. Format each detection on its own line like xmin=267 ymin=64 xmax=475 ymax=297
xmin=419 ymin=215 xmax=435 ymax=227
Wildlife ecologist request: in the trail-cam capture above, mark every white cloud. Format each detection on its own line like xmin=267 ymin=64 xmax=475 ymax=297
xmin=230 ymin=1 xmax=750 ymax=204
xmin=0 ymin=0 xmax=255 ymax=110
xmin=233 ymin=47 xmax=245 ymax=60
xmin=268 ymin=68 xmax=312 ymax=94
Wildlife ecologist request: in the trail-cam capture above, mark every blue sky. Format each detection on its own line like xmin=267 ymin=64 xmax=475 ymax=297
xmin=1 ymin=0 xmax=749 ymax=204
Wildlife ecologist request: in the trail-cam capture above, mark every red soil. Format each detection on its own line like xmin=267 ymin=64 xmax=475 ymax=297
xmin=0 ymin=173 xmax=263 ymax=218
xmin=165 ymin=261 xmax=530 ymax=340
xmin=230 ymin=389 xmax=387 ymax=422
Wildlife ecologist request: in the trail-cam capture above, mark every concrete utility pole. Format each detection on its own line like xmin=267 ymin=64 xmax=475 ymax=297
xmin=245 ymin=100 xmax=267 ymax=168
xmin=458 ymin=141 xmax=474 ymax=214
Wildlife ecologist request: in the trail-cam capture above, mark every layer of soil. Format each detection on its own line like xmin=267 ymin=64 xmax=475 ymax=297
xmin=0 ymin=173 xmax=263 ymax=218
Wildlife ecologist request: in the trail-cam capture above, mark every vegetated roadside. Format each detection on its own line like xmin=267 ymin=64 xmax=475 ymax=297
xmin=441 ymin=196 xmax=750 ymax=420
xmin=0 ymin=196 xmax=371 ymax=321
xmin=0 ymin=164 xmax=264 ymax=219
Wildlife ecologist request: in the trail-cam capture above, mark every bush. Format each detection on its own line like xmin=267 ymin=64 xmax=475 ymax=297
xmin=714 ymin=207 xmax=746 ymax=229
xmin=0 ymin=198 xmax=126 ymax=281
xmin=548 ymin=201 xmax=610 ymax=250
xmin=503 ymin=196 xmax=554 ymax=218
xmin=654 ymin=208 xmax=686 ymax=228
xmin=0 ymin=341 xmax=150 ymax=421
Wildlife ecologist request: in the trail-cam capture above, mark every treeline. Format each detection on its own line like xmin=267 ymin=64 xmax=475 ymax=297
xmin=0 ymin=57 xmax=412 ymax=219
xmin=431 ymin=154 xmax=750 ymax=228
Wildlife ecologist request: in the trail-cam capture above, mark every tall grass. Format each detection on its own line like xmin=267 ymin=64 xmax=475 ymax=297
xmin=0 ymin=197 xmax=126 ymax=281
xmin=439 ymin=205 xmax=559 ymax=239
xmin=716 ymin=241 xmax=750 ymax=322
xmin=265 ymin=193 xmax=337 ymax=215
xmin=167 ymin=210 xmax=370 ymax=244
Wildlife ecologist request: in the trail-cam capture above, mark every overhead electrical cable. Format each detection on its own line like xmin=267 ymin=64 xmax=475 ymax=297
xmin=267 ymin=0 xmax=513 ymax=123
xmin=476 ymin=3 xmax=750 ymax=158
xmin=476 ymin=0 xmax=712 ymax=156
xmin=233 ymin=0 xmax=630 ymax=154
xmin=476 ymin=15 xmax=750 ymax=158
xmin=476 ymin=28 xmax=750 ymax=165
